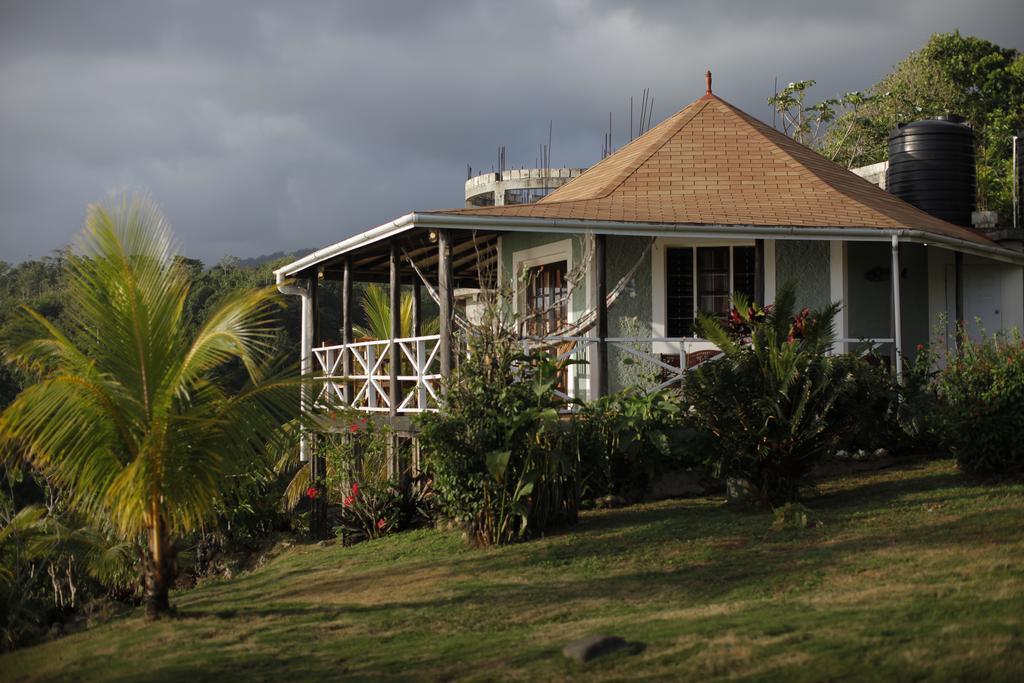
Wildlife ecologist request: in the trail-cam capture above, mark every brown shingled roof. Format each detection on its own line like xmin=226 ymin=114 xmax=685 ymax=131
xmin=431 ymin=92 xmax=991 ymax=245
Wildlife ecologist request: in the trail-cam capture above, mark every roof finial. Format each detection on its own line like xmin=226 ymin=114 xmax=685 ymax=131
xmin=705 ymin=70 xmax=713 ymax=96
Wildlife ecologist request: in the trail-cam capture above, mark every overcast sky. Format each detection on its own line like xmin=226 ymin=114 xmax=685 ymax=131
xmin=1 ymin=0 xmax=1021 ymax=264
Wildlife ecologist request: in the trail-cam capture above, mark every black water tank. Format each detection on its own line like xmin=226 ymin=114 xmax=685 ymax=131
xmin=887 ymin=116 xmax=976 ymax=227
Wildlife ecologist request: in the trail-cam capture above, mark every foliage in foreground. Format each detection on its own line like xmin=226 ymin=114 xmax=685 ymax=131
xmin=319 ymin=418 xmax=434 ymax=545
xmin=574 ymin=387 xmax=695 ymax=502
xmin=0 ymin=194 xmax=303 ymax=619
xmin=417 ymin=320 xmax=578 ymax=545
xmin=936 ymin=329 xmax=1024 ymax=476
xmin=685 ymin=283 xmax=843 ymax=507
xmin=3 ymin=459 xmax=1023 ymax=682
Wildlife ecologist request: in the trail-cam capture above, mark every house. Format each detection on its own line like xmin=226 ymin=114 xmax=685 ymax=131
xmin=275 ymin=73 xmax=1024 ymax=456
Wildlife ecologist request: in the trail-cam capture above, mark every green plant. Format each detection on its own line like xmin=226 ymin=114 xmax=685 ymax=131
xmin=935 ymin=329 xmax=1024 ymax=475
xmin=353 ymin=283 xmax=438 ymax=340
xmin=685 ymin=283 xmax=843 ymax=507
xmin=0 ymin=194 xmax=304 ymax=618
xmin=575 ymin=387 xmax=695 ymax=501
xmin=417 ymin=314 xmax=578 ymax=546
xmin=320 ymin=416 xmax=434 ymax=545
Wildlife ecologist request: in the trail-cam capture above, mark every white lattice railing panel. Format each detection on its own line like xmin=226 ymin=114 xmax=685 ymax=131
xmin=312 ymin=335 xmax=442 ymax=414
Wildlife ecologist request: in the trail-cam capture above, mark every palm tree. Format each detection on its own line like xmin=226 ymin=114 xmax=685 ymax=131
xmin=354 ymin=283 xmax=438 ymax=340
xmin=0 ymin=194 xmax=301 ymax=618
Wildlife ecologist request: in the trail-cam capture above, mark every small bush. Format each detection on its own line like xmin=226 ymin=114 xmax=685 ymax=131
xmin=322 ymin=415 xmax=434 ymax=545
xmin=417 ymin=321 xmax=578 ymax=546
xmin=936 ymin=330 xmax=1024 ymax=475
xmin=685 ymin=283 xmax=844 ymax=507
xmin=575 ymin=387 xmax=697 ymax=501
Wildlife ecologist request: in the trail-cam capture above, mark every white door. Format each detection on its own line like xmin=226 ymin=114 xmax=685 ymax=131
xmin=945 ymin=265 xmax=1003 ymax=343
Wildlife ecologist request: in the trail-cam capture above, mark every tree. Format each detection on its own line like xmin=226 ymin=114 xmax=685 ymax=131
xmin=353 ymin=283 xmax=438 ymax=340
xmin=0 ymin=194 xmax=302 ymax=618
xmin=823 ymin=32 xmax=1024 ymax=213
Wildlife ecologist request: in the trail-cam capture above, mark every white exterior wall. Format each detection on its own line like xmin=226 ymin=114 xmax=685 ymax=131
xmin=928 ymin=245 xmax=1024 ymax=350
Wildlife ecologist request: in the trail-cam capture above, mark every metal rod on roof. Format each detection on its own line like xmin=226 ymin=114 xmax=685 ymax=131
xmin=548 ymin=120 xmax=553 ymax=169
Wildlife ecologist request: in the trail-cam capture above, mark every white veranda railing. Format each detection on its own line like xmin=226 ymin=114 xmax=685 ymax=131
xmin=312 ymin=334 xmax=442 ymax=414
xmin=520 ymin=335 xmax=722 ymax=404
xmin=311 ymin=334 xmax=898 ymax=415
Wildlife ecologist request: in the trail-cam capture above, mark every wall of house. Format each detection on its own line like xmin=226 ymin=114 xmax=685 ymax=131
xmin=927 ymin=246 xmax=1024 ymax=353
xmin=843 ymin=241 xmax=929 ymax=362
xmin=499 ymin=232 xmax=588 ymax=319
xmin=774 ymin=240 xmax=830 ymax=311
xmin=606 ymin=235 xmax=653 ymax=392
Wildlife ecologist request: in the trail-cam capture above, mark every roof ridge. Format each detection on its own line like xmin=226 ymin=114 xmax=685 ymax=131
xmin=537 ymin=98 xmax=709 ymax=204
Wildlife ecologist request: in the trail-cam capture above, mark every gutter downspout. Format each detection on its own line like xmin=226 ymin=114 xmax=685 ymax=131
xmin=277 ymin=273 xmax=313 ymax=463
xmin=891 ymin=235 xmax=904 ymax=383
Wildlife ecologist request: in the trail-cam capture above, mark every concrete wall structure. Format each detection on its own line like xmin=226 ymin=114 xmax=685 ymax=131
xmin=850 ymin=161 xmax=888 ymax=190
xmin=465 ymin=168 xmax=586 ymax=207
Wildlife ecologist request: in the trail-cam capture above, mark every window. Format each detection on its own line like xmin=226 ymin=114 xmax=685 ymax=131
xmin=524 ymin=260 xmax=568 ymax=336
xmin=697 ymin=247 xmax=731 ymax=319
xmin=733 ymin=246 xmax=756 ymax=301
xmin=467 ymin=191 xmax=495 ymax=207
xmin=666 ymin=248 xmax=694 ymax=338
xmin=666 ymin=245 xmax=758 ymax=337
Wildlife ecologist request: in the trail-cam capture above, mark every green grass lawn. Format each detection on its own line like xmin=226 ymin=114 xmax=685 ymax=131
xmin=3 ymin=458 xmax=1023 ymax=682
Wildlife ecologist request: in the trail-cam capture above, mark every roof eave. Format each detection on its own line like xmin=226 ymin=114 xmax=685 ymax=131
xmin=275 ymin=211 xmax=1024 ymax=279
xmin=413 ymin=212 xmax=1024 ymax=265
xmin=274 ymin=213 xmax=416 ymax=281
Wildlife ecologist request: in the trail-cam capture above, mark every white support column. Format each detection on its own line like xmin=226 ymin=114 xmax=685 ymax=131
xmin=764 ymin=239 xmax=777 ymax=305
xmin=829 ymin=240 xmax=847 ymax=354
xmin=299 ymin=279 xmax=313 ymax=462
xmin=891 ymin=235 xmax=904 ymax=382
xmin=416 ymin=338 xmax=428 ymax=410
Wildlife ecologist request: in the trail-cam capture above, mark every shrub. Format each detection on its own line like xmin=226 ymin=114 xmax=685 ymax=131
xmin=417 ymin=320 xmax=578 ymax=546
xmin=321 ymin=415 xmax=434 ymax=545
xmin=828 ymin=353 xmax=900 ymax=452
xmin=685 ymin=283 xmax=844 ymax=507
xmin=574 ymin=387 xmax=697 ymax=501
xmin=936 ymin=330 xmax=1024 ymax=475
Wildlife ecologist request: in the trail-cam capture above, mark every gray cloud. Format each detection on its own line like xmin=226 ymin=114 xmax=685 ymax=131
xmin=1 ymin=0 xmax=1021 ymax=263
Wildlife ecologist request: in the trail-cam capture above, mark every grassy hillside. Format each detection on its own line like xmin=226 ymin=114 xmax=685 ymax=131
xmin=3 ymin=459 xmax=1023 ymax=682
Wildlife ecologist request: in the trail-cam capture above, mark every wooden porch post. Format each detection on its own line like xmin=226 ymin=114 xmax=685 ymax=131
xmin=754 ymin=238 xmax=765 ymax=306
xmin=592 ymin=233 xmax=608 ymax=399
xmin=341 ymin=256 xmax=353 ymax=405
xmin=438 ymin=229 xmax=454 ymax=376
xmin=389 ymin=240 xmax=402 ymax=417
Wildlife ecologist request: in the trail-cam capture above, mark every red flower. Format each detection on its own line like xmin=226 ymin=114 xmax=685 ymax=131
xmin=349 ymin=423 xmax=360 ymax=433
xmin=351 ymin=482 xmax=359 ymax=496
xmin=376 ymin=518 xmax=387 ymax=530
xmin=306 ymin=486 xmax=318 ymax=500
xmin=342 ymin=495 xmax=354 ymax=508
xmin=916 ymin=343 xmax=925 ymax=351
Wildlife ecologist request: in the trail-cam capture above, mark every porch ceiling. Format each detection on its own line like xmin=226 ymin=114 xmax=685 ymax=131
xmin=302 ymin=225 xmax=500 ymax=286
